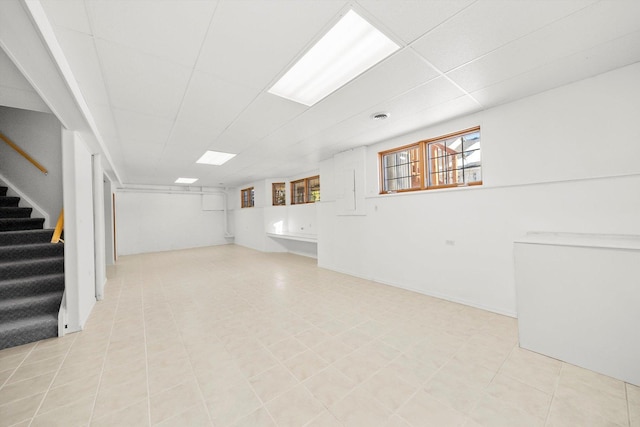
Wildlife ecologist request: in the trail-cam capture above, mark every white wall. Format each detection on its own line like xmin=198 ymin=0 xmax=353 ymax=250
xmin=115 ymin=190 xmax=228 ymax=256
xmin=62 ymin=130 xmax=96 ymax=331
xmin=319 ymin=63 xmax=640 ymax=317
xmin=0 ymin=106 xmax=63 ymax=223
xmin=232 ymin=171 xmax=320 ymax=256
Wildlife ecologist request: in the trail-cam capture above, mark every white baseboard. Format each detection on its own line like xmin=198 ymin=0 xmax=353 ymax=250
xmin=317 ymin=262 xmax=517 ymax=318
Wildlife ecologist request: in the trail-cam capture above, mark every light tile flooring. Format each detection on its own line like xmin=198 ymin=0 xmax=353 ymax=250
xmin=1 ymin=245 xmax=639 ymax=427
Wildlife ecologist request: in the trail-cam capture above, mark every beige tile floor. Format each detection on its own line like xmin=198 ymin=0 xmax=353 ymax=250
xmin=1 ymin=245 xmax=639 ymax=427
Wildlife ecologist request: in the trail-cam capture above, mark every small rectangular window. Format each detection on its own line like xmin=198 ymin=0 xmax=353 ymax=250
xmin=291 ymin=176 xmax=320 ymax=204
xmin=307 ymin=176 xmax=320 ymax=202
xmin=272 ymin=182 xmax=286 ymax=206
xmin=291 ymin=180 xmax=305 ymax=204
xmin=241 ymin=187 xmax=254 ymax=208
xmin=427 ymin=130 xmax=481 ymax=188
xmin=380 ymin=144 xmax=422 ymax=193
xmin=379 ymin=126 xmax=481 ymax=194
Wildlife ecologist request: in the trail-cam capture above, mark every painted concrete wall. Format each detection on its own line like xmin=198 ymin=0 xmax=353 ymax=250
xmin=115 ymin=190 xmax=229 ymax=256
xmin=318 ymin=63 xmax=640 ymax=317
xmin=0 ymin=106 xmax=63 ymax=224
xmin=232 ymin=171 xmax=320 ymax=257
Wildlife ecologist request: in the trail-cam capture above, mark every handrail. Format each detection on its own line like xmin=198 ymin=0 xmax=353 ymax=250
xmin=51 ymin=209 xmax=64 ymax=243
xmin=0 ymin=132 xmax=48 ymax=175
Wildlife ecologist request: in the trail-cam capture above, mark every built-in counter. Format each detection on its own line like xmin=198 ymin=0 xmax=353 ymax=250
xmin=514 ymin=232 xmax=640 ymax=386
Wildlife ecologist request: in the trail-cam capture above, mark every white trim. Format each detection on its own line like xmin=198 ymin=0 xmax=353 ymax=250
xmin=266 ymin=231 xmax=318 ymax=243
xmin=0 ymin=172 xmax=50 ymax=227
xmin=57 ymin=289 xmax=67 ymax=337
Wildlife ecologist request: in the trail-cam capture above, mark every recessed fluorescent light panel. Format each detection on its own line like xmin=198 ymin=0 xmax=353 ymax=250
xmin=175 ymin=177 xmax=198 ymax=184
xmin=196 ymin=150 xmax=237 ymax=166
xmin=268 ymin=9 xmax=400 ymax=106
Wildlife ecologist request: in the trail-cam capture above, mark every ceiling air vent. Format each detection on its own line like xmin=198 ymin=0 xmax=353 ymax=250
xmin=372 ymin=112 xmax=390 ymax=120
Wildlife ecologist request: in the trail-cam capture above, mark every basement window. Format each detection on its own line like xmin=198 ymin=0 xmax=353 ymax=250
xmin=272 ymin=182 xmax=286 ymax=206
xmin=291 ymin=176 xmax=320 ymax=205
xmin=380 ymin=126 xmax=481 ymax=193
xmin=241 ymin=187 xmax=254 ymax=208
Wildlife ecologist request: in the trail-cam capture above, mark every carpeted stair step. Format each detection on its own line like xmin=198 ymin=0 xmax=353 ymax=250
xmin=0 ymin=273 xmax=65 ymax=299
xmin=0 ymin=217 xmax=45 ymax=232
xmin=0 ymin=257 xmax=64 ymax=280
xmin=0 ymin=229 xmax=54 ymax=246
xmin=0 ymin=242 xmax=64 ymax=262
xmin=0 ymin=207 xmax=33 ymax=218
xmin=0 ymin=314 xmax=58 ymax=350
xmin=0 ymin=291 xmax=63 ymax=323
xmin=0 ymin=196 xmax=20 ymax=207
xmin=0 ymin=186 xmax=7 ymax=196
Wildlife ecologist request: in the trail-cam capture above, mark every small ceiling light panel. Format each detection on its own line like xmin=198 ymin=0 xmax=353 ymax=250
xmin=196 ymin=150 xmax=237 ymax=165
xmin=175 ymin=177 xmax=198 ymax=184
xmin=268 ymin=9 xmax=400 ymax=106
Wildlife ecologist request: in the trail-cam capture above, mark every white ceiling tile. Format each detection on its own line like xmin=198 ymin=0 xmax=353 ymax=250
xmin=347 ymin=96 xmax=482 ymax=148
xmin=87 ymin=102 xmax=118 ymax=139
xmin=318 ymin=48 xmax=440 ymax=118
xmin=289 ymin=78 xmax=466 ymax=153
xmin=113 ymin=108 xmax=174 ymax=146
xmin=196 ymin=0 xmax=346 ymax=90
xmin=412 ymin=0 xmax=597 ymax=72
xmin=39 ymin=0 xmax=92 ymax=34
xmin=160 ymin=142 xmax=211 ymax=165
xmin=447 ymin=0 xmax=640 ymax=93
xmin=166 ymin=124 xmax=217 ymax=152
xmin=208 ymin=132 xmax=256 ymax=156
xmin=378 ymin=76 xmax=466 ymax=119
xmin=96 ymin=40 xmax=192 ymax=119
xmin=471 ymin=30 xmax=640 ymax=109
xmin=87 ymin=0 xmax=217 ymax=67
xmin=121 ymin=144 xmax=163 ymax=178
xmin=52 ymin=27 xmax=110 ymax=106
xmin=121 ymin=141 xmax=162 ymax=161
xmin=262 ymin=48 xmax=440 ymax=149
xmin=222 ymin=93 xmax=306 ymax=142
xmin=173 ymin=70 xmax=259 ymax=138
xmin=357 ymin=0 xmax=474 ymax=44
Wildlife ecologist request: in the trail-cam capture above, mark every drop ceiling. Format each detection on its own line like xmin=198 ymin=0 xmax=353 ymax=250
xmin=9 ymin=0 xmax=640 ymax=187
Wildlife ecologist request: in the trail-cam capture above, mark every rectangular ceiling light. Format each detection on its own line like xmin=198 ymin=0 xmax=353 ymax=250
xmin=268 ymin=9 xmax=400 ymax=106
xmin=175 ymin=177 xmax=198 ymax=184
xmin=196 ymin=150 xmax=236 ymax=165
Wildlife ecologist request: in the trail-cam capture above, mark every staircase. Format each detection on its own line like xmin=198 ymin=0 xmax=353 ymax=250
xmin=0 ymin=185 xmax=64 ymax=350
